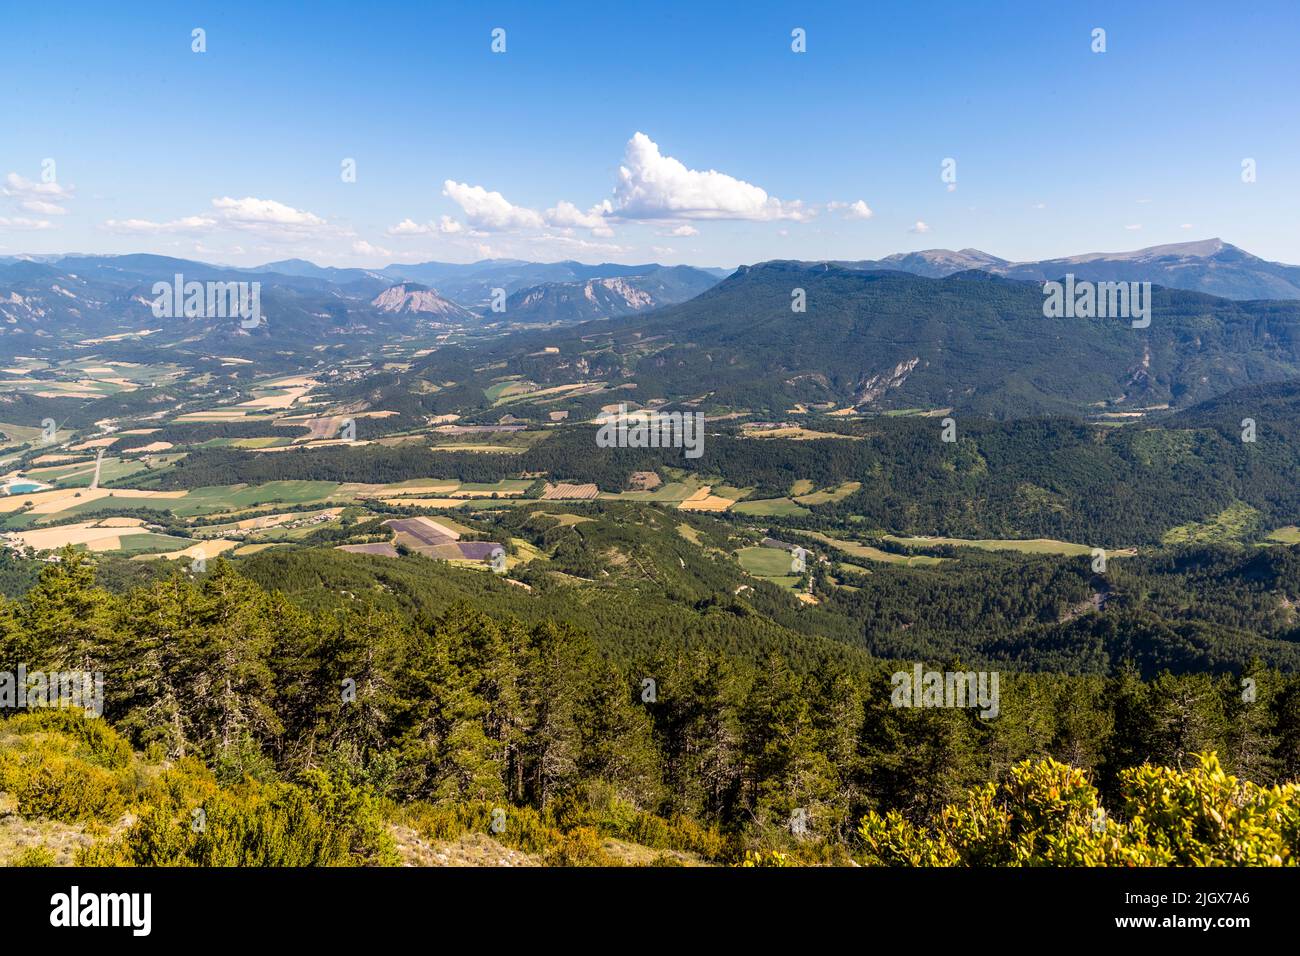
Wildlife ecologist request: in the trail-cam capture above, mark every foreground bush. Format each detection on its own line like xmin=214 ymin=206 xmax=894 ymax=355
xmin=0 ymin=711 xmax=134 ymax=823
xmin=396 ymin=788 xmax=730 ymax=865
xmin=859 ymin=753 xmax=1300 ymax=866
xmin=81 ymin=764 xmax=397 ymax=866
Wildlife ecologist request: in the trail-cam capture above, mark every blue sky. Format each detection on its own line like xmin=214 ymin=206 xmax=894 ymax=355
xmin=2 ymin=0 xmax=1297 ymax=268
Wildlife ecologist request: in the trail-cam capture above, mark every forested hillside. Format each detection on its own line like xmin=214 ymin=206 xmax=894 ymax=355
xmin=3 ymin=552 xmax=1300 ymax=866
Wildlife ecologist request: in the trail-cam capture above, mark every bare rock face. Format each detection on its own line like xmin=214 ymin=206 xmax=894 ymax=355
xmin=370 ymin=283 xmax=473 ymax=319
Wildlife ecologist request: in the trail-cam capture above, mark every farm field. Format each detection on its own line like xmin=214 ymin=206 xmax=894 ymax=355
xmin=882 ymin=534 xmax=1102 ymax=556
xmin=793 ymin=481 xmax=862 ymax=505
xmin=802 ymin=531 xmax=946 ymax=566
xmin=737 ymin=546 xmax=802 ymax=578
xmin=731 ymin=497 xmax=811 ymax=517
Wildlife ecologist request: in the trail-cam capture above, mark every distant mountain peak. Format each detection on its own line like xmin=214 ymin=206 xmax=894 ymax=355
xmin=371 ymin=282 xmax=473 ymax=319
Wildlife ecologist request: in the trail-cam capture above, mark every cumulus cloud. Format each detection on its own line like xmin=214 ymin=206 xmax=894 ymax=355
xmin=442 ymin=180 xmax=544 ymax=231
xmin=829 ymin=200 xmax=873 ymax=220
xmin=612 ymin=132 xmax=811 ymax=221
xmin=669 ymin=224 xmax=699 ymax=236
xmin=909 ymin=221 xmax=932 ymax=234
xmin=386 ymin=218 xmax=432 ymax=236
xmin=1125 ymin=223 xmax=1143 ymax=231
xmin=545 ymin=199 xmax=613 ymax=236
xmin=3 ymin=173 xmax=75 ymax=216
xmin=99 ymin=197 xmax=330 ymax=241
xmin=211 ymin=196 xmax=327 ymax=232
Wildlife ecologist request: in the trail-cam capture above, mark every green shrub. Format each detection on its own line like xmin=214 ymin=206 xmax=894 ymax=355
xmin=81 ymin=765 xmax=397 ymax=866
xmin=13 ymin=758 xmax=128 ymax=823
xmin=10 ymin=846 xmax=57 ymax=867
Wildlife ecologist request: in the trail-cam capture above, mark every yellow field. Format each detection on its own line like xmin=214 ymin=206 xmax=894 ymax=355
xmin=7 ymin=522 xmax=131 ymax=550
xmin=119 ymin=441 xmax=174 ymax=454
xmin=378 ymin=497 xmax=473 ymax=508
xmin=678 ymin=487 xmax=735 ymax=512
xmin=142 ymin=539 xmax=239 ymax=562
xmin=0 ymin=487 xmax=186 ymax=516
xmin=69 ymin=437 xmax=119 ymax=451
xmin=361 ymin=483 xmax=459 ymax=497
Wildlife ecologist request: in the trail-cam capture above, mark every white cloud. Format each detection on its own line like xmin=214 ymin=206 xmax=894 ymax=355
xmin=386 ymin=218 xmax=432 ymax=236
xmin=211 ymin=196 xmax=327 ymax=232
xmin=442 ymin=180 xmax=544 ymax=231
xmin=545 ymin=199 xmax=614 ymax=236
xmin=909 ymin=221 xmax=932 ymax=234
xmin=1032 ymin=202 xmax=1047 ymax=210
xmin=387 ymin=215 xmax=470 ymax=236
xmin=1125 ymin=223 xmax=1143 ymax=231
xmin=3 ymin=173 xmax=73 ymax=198
xmin=4 ymin=173 xmax=74 ymax=206
xmin=669 ymin=224 xmax=698 ymax=237
xmin=3 ymin=172 xmax=74 ymax=223
xmin=351 ymin=240 xmax=391 ymax=258
xmin=529 ymin=233 xmax=626 ymax=254
xmin=613 ymin=132 xmax=811 ymax=221
xmin=99 ymin=197 xmax=329 ymax=242
xmin=102 ymin=216 xmax=217 ymax=234
xmin=19 ymin=199 xmax=68 ymax=216
xmin=1180 ymin=223 xmax=1194 ymax=230
xmin=830 ymin=200 xmax=873 ymax=220
xmin=0 ymin=216 xmax=54 ymax=231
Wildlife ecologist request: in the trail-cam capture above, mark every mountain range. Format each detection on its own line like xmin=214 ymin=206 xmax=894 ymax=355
xmin=490 ymin=258 xmax=1300 ymax=418
xmin=837 ymin=239 xmax=1300 ymax=301
xmin=0 ymin=254 xmax=726 ymax=353
xmin=4 ymin=240 xmax=1300 ymax=376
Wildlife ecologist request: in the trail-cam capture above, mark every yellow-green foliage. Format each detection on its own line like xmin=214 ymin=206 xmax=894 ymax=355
xmin=737 ymin=849 xmax=793 ymax=867
xmin=860 ymin=753 xmax=1300 ymax=867
xmin=0 ymin=711 xmax=135 ymax=823
xmin=543 ymin=826 xmax=613 ymax=866
xmin=1 ymin=711 xmax=395 ymax=866
xmin=81 ymin=763 xmax=397 ymax=866
xmin=397 ymin=789 xmax=729 ymax=864
xmin=10 ymin=846 xmax=57 ymax=867
xmin=398 ymin=801 xmax=557 ymax=855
